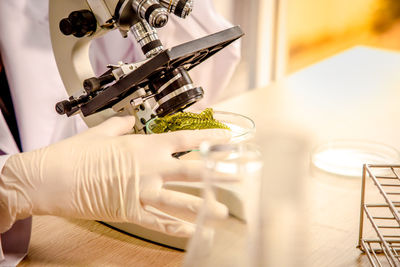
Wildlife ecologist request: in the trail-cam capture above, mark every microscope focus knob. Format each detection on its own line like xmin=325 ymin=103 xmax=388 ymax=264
xmin=55 ymin=95 xmax=89 ymax=115
xmin=55 ymin=100 xmax=73 ymax=115
xmin=59 ymin=10 xmax=97 ymax=38
xmin=83 ymin=74 xmax=116 ymax=93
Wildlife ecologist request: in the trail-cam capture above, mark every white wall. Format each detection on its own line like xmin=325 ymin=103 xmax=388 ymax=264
xmin=212 ymin=0 xmax=235 ymax=22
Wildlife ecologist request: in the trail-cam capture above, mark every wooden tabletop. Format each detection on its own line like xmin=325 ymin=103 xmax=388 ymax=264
xmin=20 ymin=46 xmax=400 ymax=266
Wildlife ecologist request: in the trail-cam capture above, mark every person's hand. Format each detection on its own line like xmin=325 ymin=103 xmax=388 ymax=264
xmin=0 ymin=116 xmax=230 ymax=235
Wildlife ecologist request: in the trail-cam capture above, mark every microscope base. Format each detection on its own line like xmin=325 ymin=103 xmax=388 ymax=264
xmin=104 ymin=182 xmax=244 ymax=250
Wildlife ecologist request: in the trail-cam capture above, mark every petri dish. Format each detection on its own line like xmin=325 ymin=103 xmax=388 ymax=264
xmin=146 ymin=111 xmax=255 ymax=143
xmin=311 ymin=140 xmax=400 ymax=177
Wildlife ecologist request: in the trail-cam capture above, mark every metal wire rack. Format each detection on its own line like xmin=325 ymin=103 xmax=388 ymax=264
xmin=359 ymin=164 xmax=400 ymax=266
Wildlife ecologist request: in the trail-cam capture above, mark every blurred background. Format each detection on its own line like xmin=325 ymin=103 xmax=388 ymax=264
xmin=212 ymin=0 xmax=400 ymax=96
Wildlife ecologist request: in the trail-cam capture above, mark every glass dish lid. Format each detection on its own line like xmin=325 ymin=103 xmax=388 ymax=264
xmin=311 ymin=140 xmax=400 ymax=177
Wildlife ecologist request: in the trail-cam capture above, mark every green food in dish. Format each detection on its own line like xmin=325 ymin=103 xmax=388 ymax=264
xmin=150 ymin=108 xmax=230 ymax=133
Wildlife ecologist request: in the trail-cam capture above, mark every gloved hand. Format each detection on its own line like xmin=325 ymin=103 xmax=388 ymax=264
xmin=0 ymin=116 xmax=230 ymax=235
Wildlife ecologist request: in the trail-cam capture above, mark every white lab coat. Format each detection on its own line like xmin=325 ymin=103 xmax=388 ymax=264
xmin=0 ymin=0 xmax=240 ymax=265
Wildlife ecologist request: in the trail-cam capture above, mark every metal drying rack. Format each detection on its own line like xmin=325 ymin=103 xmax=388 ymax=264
xmin=359 ymin=164 xmax=400 ymax=266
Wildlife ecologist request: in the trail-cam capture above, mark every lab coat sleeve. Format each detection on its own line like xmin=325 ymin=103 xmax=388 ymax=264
xmin=0 ymin=155 xmax=32 ymax=267
xmin=0 ymin=156 xmax=10 ymax=172
xmin=0 ymin=155 xmax=6 ymax=262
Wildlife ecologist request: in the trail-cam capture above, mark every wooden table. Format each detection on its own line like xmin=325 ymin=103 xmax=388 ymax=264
xmin=20 ymin=46 xmax=400 ymax=266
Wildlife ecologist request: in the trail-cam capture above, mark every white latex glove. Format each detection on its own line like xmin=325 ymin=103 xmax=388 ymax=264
xmin=0 ymin=116 xmax=230 ymax=235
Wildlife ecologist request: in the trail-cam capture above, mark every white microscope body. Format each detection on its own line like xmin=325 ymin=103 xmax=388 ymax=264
xmin=50 ymin=0 xmax=196 ymax=131
xmin=49 ymin=0 xmax=243 ymax=249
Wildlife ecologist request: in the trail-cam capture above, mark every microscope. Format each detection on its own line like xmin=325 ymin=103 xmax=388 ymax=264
xmin=49 ymin=0 xmax=243 ymax=249
xmin=50 ymin=0 xmax=243 ymax=133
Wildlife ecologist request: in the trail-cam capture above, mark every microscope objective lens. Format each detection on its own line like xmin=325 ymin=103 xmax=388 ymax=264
xmin=154 ymin=14 xmax=168 ymax=28
xmin=132 ymin=0 xmax=169 ymax=28
xmin=159 ymin=0 xmax=193 ymax=18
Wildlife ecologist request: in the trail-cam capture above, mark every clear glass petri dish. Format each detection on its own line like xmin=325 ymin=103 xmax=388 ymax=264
xmin=311 ymin=140 xmax=400 ymax=177
xmin=146 ymin=111 xmax=256 ymax=143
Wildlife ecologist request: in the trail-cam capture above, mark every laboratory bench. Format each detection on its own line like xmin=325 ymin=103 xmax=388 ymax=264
xmin=19 ymin=46 xmax=400 ymax=266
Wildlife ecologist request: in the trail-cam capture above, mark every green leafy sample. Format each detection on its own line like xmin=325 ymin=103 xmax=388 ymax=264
xmin=150 ymin=108 xmax=230 ymax=133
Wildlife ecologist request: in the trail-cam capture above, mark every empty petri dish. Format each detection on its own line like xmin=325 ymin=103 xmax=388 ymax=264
xmin=146 ymin=110 xmax=255 ymax=143
xmin=311 ymin=140 xmax=400 ymax=177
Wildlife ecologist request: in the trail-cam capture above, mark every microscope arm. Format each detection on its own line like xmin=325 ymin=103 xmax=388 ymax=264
xmin=49 ymin=0 xmax=119 ymax=127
